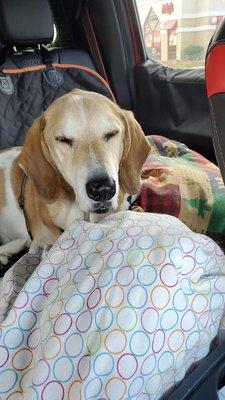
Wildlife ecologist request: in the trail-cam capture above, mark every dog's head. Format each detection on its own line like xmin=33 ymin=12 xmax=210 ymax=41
xmin=19 ymin=89 xmax=150 ymax=215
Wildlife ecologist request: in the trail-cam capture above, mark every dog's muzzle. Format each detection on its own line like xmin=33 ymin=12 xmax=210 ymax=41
xmin=86 ymin=175 xmax=116 ymax=213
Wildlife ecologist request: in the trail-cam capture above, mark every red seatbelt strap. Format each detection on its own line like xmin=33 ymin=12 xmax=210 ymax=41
xmin=82 ymin=4 xmax=109 ymax=84
xmin=124 ymin=0 xmax=142 ymax=64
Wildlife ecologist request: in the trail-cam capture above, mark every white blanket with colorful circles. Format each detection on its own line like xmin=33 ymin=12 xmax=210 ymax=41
xmin=0 ymin=211 xmax=225 ymax=400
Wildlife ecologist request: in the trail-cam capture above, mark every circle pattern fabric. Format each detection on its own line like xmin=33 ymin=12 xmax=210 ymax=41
xmin=0 ymin=211 xmax=225 ymax=399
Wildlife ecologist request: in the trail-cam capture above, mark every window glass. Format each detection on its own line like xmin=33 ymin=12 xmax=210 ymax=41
xmin=136 ymin=0 xmax=225 ymax=68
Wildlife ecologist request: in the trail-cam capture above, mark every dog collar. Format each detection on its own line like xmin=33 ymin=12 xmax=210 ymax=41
xmin=18 ymin=170 xmax=33 ymax=241
xmin=127 ymin=195 xmax=132 ymax=205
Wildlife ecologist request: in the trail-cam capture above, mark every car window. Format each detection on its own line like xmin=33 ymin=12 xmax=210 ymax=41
xmin=136 ymin=0 xmax=225 ymax=69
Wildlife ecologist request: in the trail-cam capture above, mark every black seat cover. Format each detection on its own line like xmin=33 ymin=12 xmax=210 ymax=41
xmin=0 ymin=0 xmax=112 ymax=148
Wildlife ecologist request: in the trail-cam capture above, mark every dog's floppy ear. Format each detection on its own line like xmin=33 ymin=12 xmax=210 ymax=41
xmin=18 ymin=116 xmax=60 ymax=203
xmin=119 ymin=110 xmax=151 ymax=194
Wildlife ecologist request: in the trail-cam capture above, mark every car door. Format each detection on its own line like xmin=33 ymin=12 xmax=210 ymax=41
xmin=128 ymin=0 xmax=225 ymax=162
xmin=85 ymin=0 xmax=225 ymax=162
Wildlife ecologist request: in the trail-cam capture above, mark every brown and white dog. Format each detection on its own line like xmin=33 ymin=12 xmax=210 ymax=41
xmin=0 ymin=89 xmax=150 ymax=265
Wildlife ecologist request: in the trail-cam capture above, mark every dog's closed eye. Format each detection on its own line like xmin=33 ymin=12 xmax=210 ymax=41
xmin=104 ymin=130 xmax=119 ymax=142
xmin=56 ymin=136 xmax=74 ymax=147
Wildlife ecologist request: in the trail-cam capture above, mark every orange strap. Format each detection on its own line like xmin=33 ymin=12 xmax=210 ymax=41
xmin=2 ymin=63 xmax=116 ymax=102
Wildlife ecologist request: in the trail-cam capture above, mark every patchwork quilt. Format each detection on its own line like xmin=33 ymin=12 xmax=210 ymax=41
xmin=0 ymin=211 xmax=225 ymax=400
xmin=141 ymin=136 xmax=225 ymax=236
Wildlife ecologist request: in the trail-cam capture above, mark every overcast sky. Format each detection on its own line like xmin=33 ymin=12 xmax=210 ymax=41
xmin=136 ymin=0 xmax=153 ymax=25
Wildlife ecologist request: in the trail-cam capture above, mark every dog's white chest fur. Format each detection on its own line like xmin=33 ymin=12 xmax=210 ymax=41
xmin=48 ymin=195 xmax=84 ymax=230
xmin=0 ymin=148 xmax=29 ymax=244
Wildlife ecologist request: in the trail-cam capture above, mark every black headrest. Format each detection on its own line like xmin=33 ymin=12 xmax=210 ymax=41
xmin=0 ymin=0 xmax=54 ymax=48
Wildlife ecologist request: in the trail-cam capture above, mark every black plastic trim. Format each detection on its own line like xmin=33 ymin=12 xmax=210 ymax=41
xmin=168 ymin=342 xmax=225 ymax=400
xmin=87 ymin=0 xmax=132 ymax=108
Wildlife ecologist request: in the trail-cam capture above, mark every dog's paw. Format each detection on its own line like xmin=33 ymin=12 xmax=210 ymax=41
xmin=40 ymin=245 xmax=52 ymax=261
xmin=129 ymin=205 xmax=144 ymax=212
xmin=163 ymin=141 xmax=179 ymax=157
xmin=0 ymin=253 xmax=11 ymax=266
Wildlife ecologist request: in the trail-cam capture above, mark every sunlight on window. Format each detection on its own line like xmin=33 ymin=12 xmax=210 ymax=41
xmin=136 ymin=0 xmax=225 ymax=69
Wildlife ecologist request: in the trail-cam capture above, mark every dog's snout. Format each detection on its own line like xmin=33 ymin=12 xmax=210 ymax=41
xmin=86 ymin=176 xmax=116 ymax=202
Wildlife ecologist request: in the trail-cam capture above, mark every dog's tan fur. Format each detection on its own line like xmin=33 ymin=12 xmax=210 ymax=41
xmin=0 ymin=89 xmax=150 ymax=264
xmin=0 ymin=168 xmax=6 ymax=212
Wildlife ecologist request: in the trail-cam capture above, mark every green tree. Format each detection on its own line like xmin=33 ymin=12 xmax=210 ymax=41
xmin=184 ymin=197 xmax=211 ymax=218
xmin=183 ymin=45 xmax=204 ymax=61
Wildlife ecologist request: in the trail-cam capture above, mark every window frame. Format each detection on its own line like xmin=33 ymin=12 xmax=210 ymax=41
xmin=122 ymin=0 xmax=215 ymax=162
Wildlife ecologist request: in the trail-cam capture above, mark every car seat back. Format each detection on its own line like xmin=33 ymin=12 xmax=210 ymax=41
xmin=0 ymin=0 xmax=114 ymax=148
xmin=206 ymin=17 xmax=225 ymax=183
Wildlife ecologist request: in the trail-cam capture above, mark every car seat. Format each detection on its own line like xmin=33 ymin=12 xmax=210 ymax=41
xmin=0 ymin=0 xmax=114 ymax=148
xmin=206 ymin=16 xmax=225 ymax=184
xmin=0 ymin=0 xmax=114 ymax=268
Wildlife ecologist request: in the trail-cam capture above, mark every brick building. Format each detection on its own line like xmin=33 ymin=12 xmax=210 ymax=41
xmin=143 ymin=0 xmax=225 ymax=63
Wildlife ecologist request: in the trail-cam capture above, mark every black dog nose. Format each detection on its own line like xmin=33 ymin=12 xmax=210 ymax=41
xmin=86 ymin=177 xmax=116 ymax=202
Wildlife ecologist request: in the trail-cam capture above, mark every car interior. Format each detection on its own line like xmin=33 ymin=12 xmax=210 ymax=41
xmin=0 ymin=0 xmax=225 ymax=399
